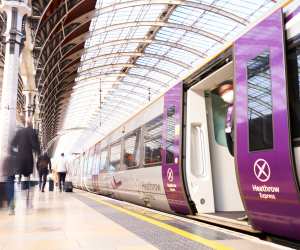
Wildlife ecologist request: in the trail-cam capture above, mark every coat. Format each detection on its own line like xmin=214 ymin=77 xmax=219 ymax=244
xmin=11 ymin=127 xmax=40 ymax=177
xmin=37 ymin=154 xmax=51 ymax=174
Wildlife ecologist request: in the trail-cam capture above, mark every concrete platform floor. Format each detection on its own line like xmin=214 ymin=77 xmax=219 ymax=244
xmin=0 ymin=186 xmax=293 ymax=250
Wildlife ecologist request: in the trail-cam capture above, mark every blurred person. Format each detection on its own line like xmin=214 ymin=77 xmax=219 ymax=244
xmin=2 ymin=149 xmax=18 ymax=215
xmin=36 ymin=153 xmax=51 ymax=192
xmin=10 ymin=119 xmax=40 ymax=208
xmin=56 ymin=153 xmax=68 ymax=192
xmin=11 ymin=119 xmax=40 ymax=179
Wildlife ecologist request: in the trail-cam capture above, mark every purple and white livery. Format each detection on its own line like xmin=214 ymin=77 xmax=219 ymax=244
xmin=69 ymin=1 xmax=300 ymax=241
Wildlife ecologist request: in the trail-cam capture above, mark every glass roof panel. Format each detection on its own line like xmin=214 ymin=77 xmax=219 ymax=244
xmin=54 ymin=0 xmax=285 ymax=156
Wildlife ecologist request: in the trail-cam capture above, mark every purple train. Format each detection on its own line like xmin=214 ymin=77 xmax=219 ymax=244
xmin=69 ymin=2 xmax=300 ymax=241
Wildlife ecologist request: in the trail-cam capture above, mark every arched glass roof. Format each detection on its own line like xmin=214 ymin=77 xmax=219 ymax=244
xmin=54 ymin=0 xmax=283 ymax=155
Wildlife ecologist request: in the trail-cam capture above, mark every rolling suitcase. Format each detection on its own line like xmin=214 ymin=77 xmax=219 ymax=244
xmin=49 ymin=179 xmax=54 ymax=191
xmin=64 ymin=181 xmax=73 ymax=192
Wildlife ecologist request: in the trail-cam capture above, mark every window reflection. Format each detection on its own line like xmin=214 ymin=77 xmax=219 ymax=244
xmin=144 ymin=115 xmax=163 ymax=166
xmin=124 ymin=130 xmax=141 ymax=169
xmin=247 ymin=50 xmax=273 ymax=151
xmin=166 ymin=106 xmax=176 ymax=164
xmin=100 ymin=149 xmax=108 ymax=171
xmin=109 ymin=142 xmax=121 ymax=171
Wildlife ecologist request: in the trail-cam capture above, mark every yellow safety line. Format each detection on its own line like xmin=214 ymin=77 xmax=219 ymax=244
xmin=81 ymin=193 xmax=233 ymax=250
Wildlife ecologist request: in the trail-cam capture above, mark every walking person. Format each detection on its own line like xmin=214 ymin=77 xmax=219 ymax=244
xmin=10 ymin=119 xmax=40 ymax=209
xmin=56 ymin=153 xmax=68 ymax=192
xmin=37 ymin=153 xmax=51 ymax=192
xmin=11 ymin=120 xmax=40 ymax=179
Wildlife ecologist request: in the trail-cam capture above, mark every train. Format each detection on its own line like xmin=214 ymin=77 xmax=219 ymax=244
xmin=68 ymin=1 xmax=300 ymax=241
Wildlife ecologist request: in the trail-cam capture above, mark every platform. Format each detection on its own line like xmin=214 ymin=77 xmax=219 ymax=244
xmin=0 ymin=186 xmax=292 ymax=250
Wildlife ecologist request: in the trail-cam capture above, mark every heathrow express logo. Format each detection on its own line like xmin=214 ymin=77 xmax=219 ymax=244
xmin=167 ymin=168 xmax=174 ymax=182
xmin=253 ymin=158 xmax=271 ymax=182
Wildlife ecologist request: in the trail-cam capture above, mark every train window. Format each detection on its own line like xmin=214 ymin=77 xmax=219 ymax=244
xmin=99 ymin=149 xmax=108 ymax=171
xmin=144 ymin=115 xmax=163 ymax=167
xmin=109 ymin=142 xmax=121 ymax=171
xmin=247 ymin=49 xmax=273 ymax=151
xmin=124 ymin=130 xmax=141 ymax=169
xmin=211 ymin=93 xmax=228 ymax=147
xmin=287 ymin=48 xmax=300 ymax=141
xmin=166 ymin=106 xmax=176 ymax=164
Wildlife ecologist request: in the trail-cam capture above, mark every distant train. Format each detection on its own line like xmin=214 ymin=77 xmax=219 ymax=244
xmin=69 ymin=1 xmax=300 ymax=241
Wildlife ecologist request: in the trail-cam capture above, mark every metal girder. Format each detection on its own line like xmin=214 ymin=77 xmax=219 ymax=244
xmin=75 ymin=72 xmax=169 ymax=88
xmin=41 ymin=89 xmax=69 ymax=121
xmin=97 ymin=0 xmax=248 ymax=25
xmin=40 ymin=57 xmax=80 ymax=94
xmin=40 ymin=70 xmax=77 ymax=108
xmin=78 ymin=63 xmax=178 ymax=80
xmin=84 ymin=38 xmax=206 ymax=57
xmin=67 ymin=103 xmax=135 ymax=119
xmin=82 ymin=51 xmax=191 ymax=69
xmin=93 ymin=21 xmax=226 ymax=43
xmin=66 ymin=86 xmax=151 ymax=101
xmin=74 ymin=81 xmax=161 ymax=94
xmin=34 ymin=0 xmax=94 ymax=45
xmin=35 ymin=23 xmax=90 ymax=85
xmin=104 ymin=93 xmax=146 ymax=105
xmin=248 ymin=95 xmax=272 ymax=109
xmin=40 ymin=64 xmax=78 ymax=101
xmin=39 ymin=44 xmax=84 ymax=85
xmin=36 ymin=25 xmax=88 ymax=86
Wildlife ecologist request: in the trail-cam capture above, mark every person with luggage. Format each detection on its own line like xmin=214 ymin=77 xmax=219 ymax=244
xmin=56 ymin=153 xmax=68 ymax=192
xmin=36 ymin=153 xmax=52 ymax=192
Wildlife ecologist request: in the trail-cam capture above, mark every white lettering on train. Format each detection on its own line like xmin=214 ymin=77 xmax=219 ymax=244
xmin=252 ymin=185 xmax=280 ymax=193
xmin=252 ymin=184 xmax=280 ymax=200
xmin=259 ymin=193 xmax=276 ymax=200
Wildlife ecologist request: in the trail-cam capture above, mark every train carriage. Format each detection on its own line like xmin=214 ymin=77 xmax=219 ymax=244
xmin=69 ymin=1 xmax=300 ymax=241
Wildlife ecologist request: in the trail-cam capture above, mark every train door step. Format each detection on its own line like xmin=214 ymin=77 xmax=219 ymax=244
xmin=187 ymin=212 xmax=260 ymax=233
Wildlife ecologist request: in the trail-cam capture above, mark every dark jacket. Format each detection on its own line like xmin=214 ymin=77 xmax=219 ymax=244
xmin=11 ymin=127 xmax=40 ymax=177
xmin=37 ymin=154 xmax=51 ymax=174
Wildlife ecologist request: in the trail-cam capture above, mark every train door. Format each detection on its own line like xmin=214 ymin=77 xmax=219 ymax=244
xmin=162 ymin=83 xmax=191 ymax=214
xmin=186 ymin=62 xmax=245 ymax=220
xmin=206 ymin=83 xmax=245 ymax=214
xmin=235 ymin=9 xmax=300 ymax=239
xmin=91 ymin=143 xmax=101 ymax=192
xmin=79 ymin=154 xmax=85 ymax=189
xmin=185 ymin=88 xmax=215 ymax=214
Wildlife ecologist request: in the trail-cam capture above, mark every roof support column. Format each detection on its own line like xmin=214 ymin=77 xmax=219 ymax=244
xmin=0 ymin=1 xmax=31 ymax=180
xmin=23 ymin=89 xmax=37 ymax=127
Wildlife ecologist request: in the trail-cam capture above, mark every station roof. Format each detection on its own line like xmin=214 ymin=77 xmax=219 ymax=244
xmin=30 ymin=0 xmax=283 ymax=155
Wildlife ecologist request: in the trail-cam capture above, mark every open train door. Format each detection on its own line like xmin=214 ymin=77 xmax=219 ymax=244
xmin=234 ymin=9 xmax=300 ymax=239
xmin=162 ymin=83 xmax=191 ymax=214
